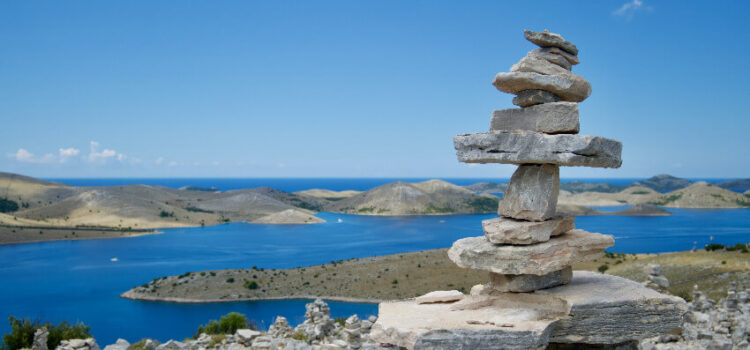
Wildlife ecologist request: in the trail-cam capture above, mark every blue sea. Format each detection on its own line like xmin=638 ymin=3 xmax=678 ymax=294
xmin=1 ymin=178 xmax=748 ymax=345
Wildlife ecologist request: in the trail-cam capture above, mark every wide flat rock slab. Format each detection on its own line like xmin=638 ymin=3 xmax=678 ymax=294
xmin=448 ymin=230 xmax=614 ymax=275
xmin=370 ymin=292 xmax=567 ymax=350
xmin=541 ymin=271 xmax=688 ymax=345
xmin=491 ymin=102 xmax=579 ymax=134
xmin=454 ymin=131 xmax=622 ymax=168
xmin=370 ymin=273 xmax=685 ymax=350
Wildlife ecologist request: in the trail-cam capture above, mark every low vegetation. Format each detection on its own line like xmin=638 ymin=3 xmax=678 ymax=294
xmin=125 ymin=245 xmax=750 ymax=303
xmin=0 ymin=199 xmax=19 ymax=213
xmin=193 ymin=312 xmax=253 ymax=339
xmin=1 ymin=317 xmax=91 ymax=350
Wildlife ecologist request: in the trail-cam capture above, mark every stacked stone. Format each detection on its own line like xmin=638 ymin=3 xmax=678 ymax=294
xmin=449 ymin=29 xmax=618 ymax=294
xmin=369 ymin=30 xmax=686 ymax=350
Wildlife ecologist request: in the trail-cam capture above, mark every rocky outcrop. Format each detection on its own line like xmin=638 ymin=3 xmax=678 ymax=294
xmin=640 ymin=283 xmax=750 ymax=350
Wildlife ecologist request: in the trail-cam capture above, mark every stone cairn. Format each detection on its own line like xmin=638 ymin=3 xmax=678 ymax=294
xmin=369 ymin=30 xmax=688 ymax=350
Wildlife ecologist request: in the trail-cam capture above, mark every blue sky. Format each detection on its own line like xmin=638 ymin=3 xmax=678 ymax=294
xmin=1 ymin=0 xmax=748 ymax=179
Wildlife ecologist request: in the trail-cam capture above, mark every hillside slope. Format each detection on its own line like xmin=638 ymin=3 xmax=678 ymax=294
xmin=326 ymin=180 xmax=499 ymax=215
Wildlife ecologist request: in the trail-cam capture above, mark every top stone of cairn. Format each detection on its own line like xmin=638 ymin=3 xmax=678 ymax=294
xmin=524 ymin=29 xmax=578 ymax=56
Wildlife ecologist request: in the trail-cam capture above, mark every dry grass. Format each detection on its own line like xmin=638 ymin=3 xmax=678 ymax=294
xmin=125 ymin=248 xmax=750 ymax=303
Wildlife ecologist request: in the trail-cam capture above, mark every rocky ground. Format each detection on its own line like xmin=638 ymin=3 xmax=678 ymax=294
xmin=30 ymin=282 xmax=750 ymax=350
xmin=123 ymin=249 xmax=749 ymax=304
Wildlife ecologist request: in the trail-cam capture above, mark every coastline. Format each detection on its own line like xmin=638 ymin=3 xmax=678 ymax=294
xmin=119 ymin=248 xmax=750 ymax=304
xmin=120 ymin=290 xmax=381 ymax=304
xmin=0 ymin=225 xmax=164 ymax=246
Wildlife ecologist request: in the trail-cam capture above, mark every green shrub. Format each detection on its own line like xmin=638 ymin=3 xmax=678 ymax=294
xmin=597 ymin=264 xmax=609 ymax=273
xmin=705 ymin=243 xmax=725 ymax=251
xmin=290 ymin=330 xmax=308 ymax=341
xmin=244 ymin=281 xmax=259 ymax=290
xmin=226 ymin=278 xmax=234 ymax=283
xmin=0 ymin=199 xmax=19 ymax=213
xmin=2 ymin=316 xmax=91 ymax=350
xmin=193 ymin=312 xmax=251 ymax=338
xmin=726 ymin=243 xmax=749 ymax=253
xmin=159 ymin=211 xmax=174 ymax=218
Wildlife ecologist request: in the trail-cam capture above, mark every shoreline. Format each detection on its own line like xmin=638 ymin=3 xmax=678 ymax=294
xmin=119 ymin=248 xmax=750 ymax=304
xmin=120 ymin=290 xmax=381 ymax=304
xmin=0 ymin=225 xmax=164 ymax=246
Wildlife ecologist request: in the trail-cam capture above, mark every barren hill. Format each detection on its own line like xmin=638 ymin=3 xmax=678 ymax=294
xmin=650 ymin=182 xmax=750 ymax=208
xmin=0 ymin=172 xmax=326 ymax=238
xmin=631 ymin=174 xmax=693 ymax=192
xmin=326 ymin=179 xmax=499 ymax=215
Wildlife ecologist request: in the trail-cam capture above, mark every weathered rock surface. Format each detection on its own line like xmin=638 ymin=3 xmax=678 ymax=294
xmin=536 ymin=47 xmax=580 ymax=65
xmin=498 ymin=164 xmax=560 ymax=221
xmin=370 ymin=292 xmax=567 ymax=350
xmin=371 ymin=272 xmax=685 ymax=350
xmin=32 ymin=327 xmax=48 ymax=350
xmin=416 ymin=290 xmax=464 ymax=304
xmin=448 ymin=230 xmax=614 ymax=275
xmin=541 ymin=271 xmax=687 ymax=345
xmin=414 ymin=329 xmax=551 ymax=350
xmin=490 ymin=102 xmax=579 ymax=134
xmin=493 ymin=72 xmax=591 ymax=102
xmin=489 ymin=267 xmax=573 ymax=292
xmin=524 ymin=29 xmax=579 ymax=56
xmin=102 ymin=339 xmax=129 ymax=350
xmin=511 ymin=55 xmax=570 ymax=75
xmin=512 ymin=90 xmax=560 ymax=107
xmin=454 ymin=131 xmax=623 ymax=168
xmin=528 ymin=48 xmax=573 ymax=70
xmin=483 ymin=216 xmax=575 ymax=245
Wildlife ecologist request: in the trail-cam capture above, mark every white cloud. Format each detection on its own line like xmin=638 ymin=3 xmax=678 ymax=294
xmin=58 ymin=148 xmax=80 ymax=163
xmin=12 ymin=148 xmax=55 ymax=163
xmin=613 ymin=0 xmax=651 ymax=19
xmin=155 ymin=157 xmax=165 ymax=165
xmin=14 ymin=149 xmax=34 ymax=162
xmin=168 ymin=161 xmax=178 ymax=167
xmin=88 ymin=141 xmax=124 ymax=163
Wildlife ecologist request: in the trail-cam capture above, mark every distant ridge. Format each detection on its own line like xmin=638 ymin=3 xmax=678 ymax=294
xmin=326 ymin=179 xmax=499 ymax=215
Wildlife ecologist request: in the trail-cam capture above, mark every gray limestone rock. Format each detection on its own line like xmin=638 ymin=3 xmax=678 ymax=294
xmin=537 ymin=47 xmax=580 ymax=65
xmin=546 ymin=341 xmax=639 ymax=350
xmin=542 ymin=271 xmax=687 ymax=345
xmin=483 ymin=216 xmax=575 ymax=245
xmin=448 ymin=230 xmax=614 ymax=275
xmin=371 ymin=273 xmax=685 ymax=350
xmin=32 ymin=328 xmax=48 ymax=350
xmin=414 ymin=329 xmax=551 ymax=350
xmin=524 ymin=29 xmax=578 ymax=56
xmin=493 ymin=72 xmax=591 ymax=102
xmin=512 ymin=90 xmax=560 ymax=107
xmin=454 ymin=131 xmax=623 ymax=168
xmin=528 ymin=49 xmax=572 ymax=70
xmin=489 ymin=267 xmax=573 ymax=292
xmin=491 ymin=102 xmax=579 ymax=134
xmin=498 ymin=164 xmax=560 ymax=221
xmin=512 ymin=55 xmax=570 ymax=75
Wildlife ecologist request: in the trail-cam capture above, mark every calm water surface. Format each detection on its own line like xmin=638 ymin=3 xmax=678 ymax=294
xmin=2 ymin=209 xmax=749 ymax=344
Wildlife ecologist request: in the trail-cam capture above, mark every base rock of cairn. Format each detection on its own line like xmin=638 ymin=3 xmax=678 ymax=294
xmin=371 ymin=29 xmax=685 ymax=350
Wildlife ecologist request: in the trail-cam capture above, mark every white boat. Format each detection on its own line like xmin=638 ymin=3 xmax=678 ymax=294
xmin=110 ymin=257 xmax=119 ymax=262
xmin=337 ymin=218 xmax=343 ymax=223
